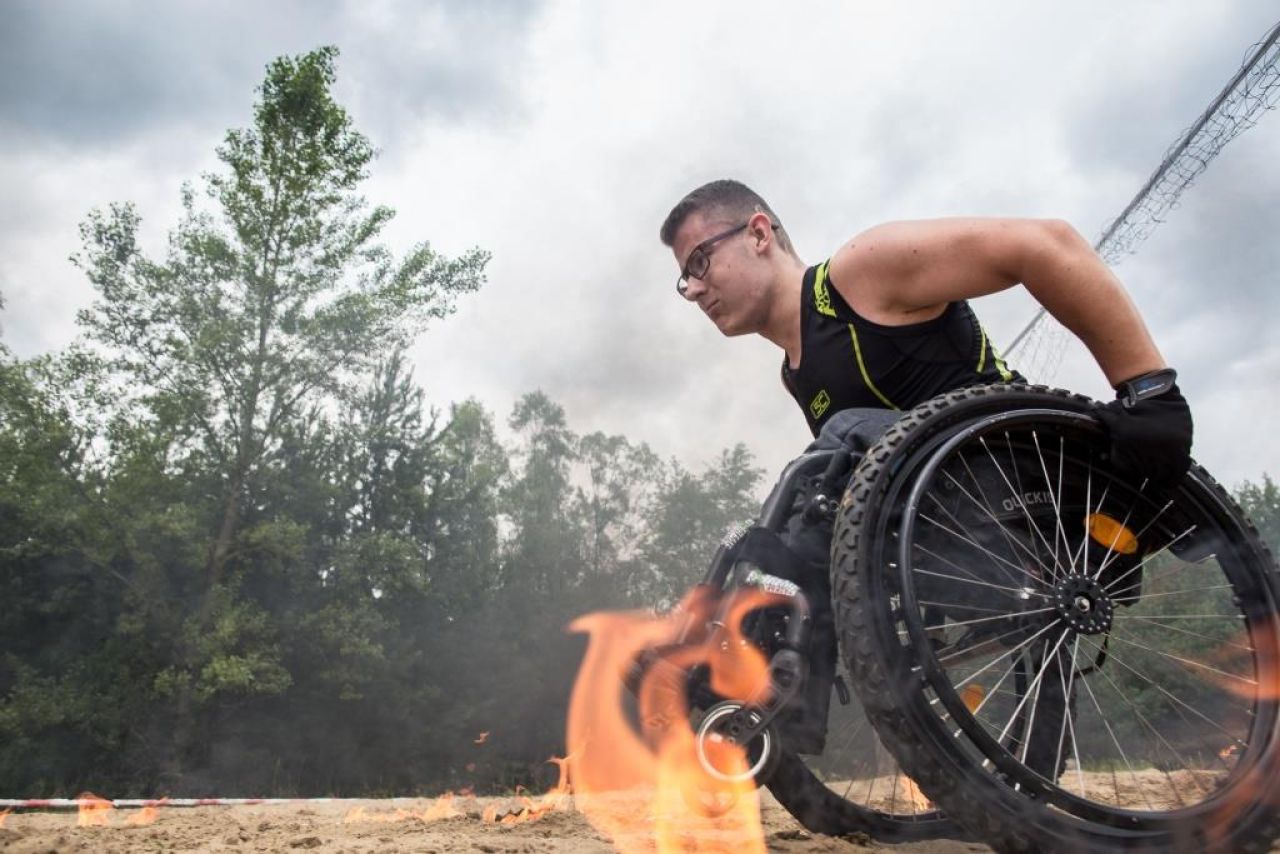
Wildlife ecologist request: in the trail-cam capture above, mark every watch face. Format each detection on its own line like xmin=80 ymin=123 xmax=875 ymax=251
xmin=1134 ymin=376 xmax=1163 ymax=394
xmin=1129 ymin=369 xmax=1175 ymax=401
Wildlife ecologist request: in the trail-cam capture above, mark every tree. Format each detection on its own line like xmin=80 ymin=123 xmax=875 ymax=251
xmin=73 ymin=46 xmax=488 ymax=602
xmin=636 ymin=444 xmax=764 ymax=607
xmin=69 ymin=46 xmax=489 ymax=774
xmin=1236 ymin=475 xmax=1280 ymax=556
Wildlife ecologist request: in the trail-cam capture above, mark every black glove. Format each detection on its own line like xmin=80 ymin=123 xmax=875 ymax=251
xmin=1095 ymin=369 xmax=1193 ymax=490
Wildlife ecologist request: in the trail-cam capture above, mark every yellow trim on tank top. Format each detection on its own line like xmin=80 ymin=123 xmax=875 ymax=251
xmin=977 ymin=327 xmax=1014 ymax=381
xmin=813 ymin=261 xmax=836 ymax=318
xmin=848 ymin=324 xmax=900 ymax=410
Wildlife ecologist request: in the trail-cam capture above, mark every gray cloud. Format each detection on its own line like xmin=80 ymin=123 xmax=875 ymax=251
xmin=0 ymin=0 xmax=542 ymax=153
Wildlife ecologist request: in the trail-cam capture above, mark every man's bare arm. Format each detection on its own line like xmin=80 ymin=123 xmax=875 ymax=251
xmin=827 ymin=217 xmax=1165 ymax=387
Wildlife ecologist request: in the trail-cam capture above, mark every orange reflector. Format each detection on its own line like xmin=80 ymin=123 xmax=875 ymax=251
xmin=960 ymin=683 xmax=986 ymax=713
xmin=1087 ymin=513 xmax=1138 ymax=555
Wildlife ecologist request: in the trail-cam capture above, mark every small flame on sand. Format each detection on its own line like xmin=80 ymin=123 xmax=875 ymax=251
xmin=125 ymin=799 xmax=167 ymax=827
xmin=483 ymin=756 xmax=573 ymax=825
xmin=567 ymin=585 xmax=781 ymax=854
xmin=76 ymin=792 xmax=114 ymax=827
xmin=343 ymin=793 xmax=462 ymax=824
xmin=0 ymin=808 xmax=11 ymax=828
xmin=474 ymin=731 xmax=490 ymax=745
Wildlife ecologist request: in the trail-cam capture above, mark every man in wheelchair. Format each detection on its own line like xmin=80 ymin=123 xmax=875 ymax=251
xmin=658 ymin=179 xmax=1194 ymax=755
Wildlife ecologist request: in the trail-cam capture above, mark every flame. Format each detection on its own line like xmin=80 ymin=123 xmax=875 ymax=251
xmin=76 ymin=792 xmax=114 ymax=827
xmin=418 ymin=793 xmax=462 ymax=821
xmin=124 ymin=806 xmax=158 ymax=826
xmin=482 ymin=756 xmax=572 ymax=825
xmin=0 ymin=808 xmax=10 ymax=828
xmin=125 ymin=799 xmax=167 ymax=827
xmin=474 ymin=731 xmax=490 ymax=745
xmin=343 ymin=793 xmax=462 ymax=824
xmin=566 ymin=585 xmax=780 ymax=853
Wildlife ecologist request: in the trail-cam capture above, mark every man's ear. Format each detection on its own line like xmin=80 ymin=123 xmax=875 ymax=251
xmin=748 ymin=210 xmax=773 ymax=250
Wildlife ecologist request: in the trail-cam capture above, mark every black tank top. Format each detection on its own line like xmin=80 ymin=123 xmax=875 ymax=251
xmin=781 ymin=260 xmax=1022 ymax=436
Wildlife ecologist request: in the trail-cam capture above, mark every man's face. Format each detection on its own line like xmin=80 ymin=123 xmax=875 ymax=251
xmin=671 ymin=212 xmax=767 ymax=336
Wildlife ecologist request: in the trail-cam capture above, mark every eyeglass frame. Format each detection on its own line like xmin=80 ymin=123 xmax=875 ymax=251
xmin=675 ymin=220 xmax=780 ymax=296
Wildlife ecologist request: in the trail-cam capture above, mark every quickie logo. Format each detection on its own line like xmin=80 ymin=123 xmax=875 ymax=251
xmin=1002 ymin=490 xmax=1052 ymax=513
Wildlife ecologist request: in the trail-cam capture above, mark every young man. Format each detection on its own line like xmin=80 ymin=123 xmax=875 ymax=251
xmin=659 ymin=179 xmax=1193 ymax=485
xmin=659 ymin=179 xmax=1195 ymax=759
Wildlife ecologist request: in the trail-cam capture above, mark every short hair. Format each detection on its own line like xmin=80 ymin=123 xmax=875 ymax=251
xmin=660 ymin=179 xmax=797 ymax=256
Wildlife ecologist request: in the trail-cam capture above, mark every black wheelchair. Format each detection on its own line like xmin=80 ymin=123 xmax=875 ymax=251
xmin=650 ymin=384 xmax=1280 ymax=853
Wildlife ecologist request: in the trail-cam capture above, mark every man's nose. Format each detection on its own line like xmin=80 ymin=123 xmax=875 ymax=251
xmin=681 ymin=276 xmax=708 ymax=300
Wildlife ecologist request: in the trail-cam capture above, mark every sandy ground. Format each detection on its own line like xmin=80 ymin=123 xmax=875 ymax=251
xmin=3 ymin=771 xmax=1277 ymax=854
xmin=0 ymin=791 xmax=990 ymax=854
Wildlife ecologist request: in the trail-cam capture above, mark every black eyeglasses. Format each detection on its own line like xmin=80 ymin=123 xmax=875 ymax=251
xmin=676 ymin=222 xmax=779 ymax=296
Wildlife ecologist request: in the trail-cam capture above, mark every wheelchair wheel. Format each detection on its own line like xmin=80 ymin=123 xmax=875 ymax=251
xmin=832 ymin=384 xmax=1280 ymax=852
xmin=763 ymin=667 xmax=961 ymax=842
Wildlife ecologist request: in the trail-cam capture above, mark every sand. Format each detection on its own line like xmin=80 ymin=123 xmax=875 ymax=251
xmin=0 ymin=791 xmax=988 ymax=854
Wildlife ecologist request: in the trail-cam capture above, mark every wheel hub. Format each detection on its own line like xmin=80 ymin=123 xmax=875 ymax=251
xmin=1053 ymin=574 xmax=1113 ymax=635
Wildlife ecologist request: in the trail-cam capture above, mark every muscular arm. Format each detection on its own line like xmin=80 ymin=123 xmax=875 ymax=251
xmin=827 ymin=217 xmax=1165 ymax=387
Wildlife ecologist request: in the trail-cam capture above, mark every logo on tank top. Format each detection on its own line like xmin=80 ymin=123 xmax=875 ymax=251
xmin=810 ymin=389 xmax=831 ymax=420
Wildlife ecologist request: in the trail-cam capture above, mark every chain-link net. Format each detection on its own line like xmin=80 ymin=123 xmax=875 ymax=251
xmin=1005 ymin=18 xmax=1280 ymax=382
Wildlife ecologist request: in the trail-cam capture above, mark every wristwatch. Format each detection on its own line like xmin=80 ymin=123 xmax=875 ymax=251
xmin=1115 ymin=368 xmax=1178 ymax=409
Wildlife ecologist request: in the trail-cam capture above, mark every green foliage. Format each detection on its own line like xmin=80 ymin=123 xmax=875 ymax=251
xmin=1236 ymin=474 xmax=1280 ymax=555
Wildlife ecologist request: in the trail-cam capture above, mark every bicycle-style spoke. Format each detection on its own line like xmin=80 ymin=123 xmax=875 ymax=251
xmin=1076 ymin=636 xmax=1251 ymax=746
xmin=1106 ymin=633 xmax=1257 ymax=688
xmin=918 ymin=599 xmax=1013 ymax=615
xmin=919 ymin=503 xmax=1050 ymax=591
xmin=912 ymin=544 xmax=1047 ymax=600
xmin=1111 ymin=616 xmax=1254 ymax=652
xmin=1099 ymin=524 xmax=1199 ymax=596
xmin=1016 ymin=635 xmax=1058 ymax=766
xmin=947 ymin=619 xmax=1066 ymax=692
xmin=1082 ymin=650 xmax=1212 ymax=803
xmin=1076 ymin=667 xmax=1158 ymax=811
xmin=1069 ymin=458 xmax=1100 ymax=578
xmin=995 ymin=629 xmax=1071 ymax=747
xmin=940 ymin=463 xmax=1058 ymax=586
xmin=1031 ymin=431 xmax=1076 ymax=577
xmin=1111 ymin=584 xmax=1234 ymax=601
xmin=936 ymin=622 xmax=1042 ymax=664
xmin=923 ymin=607 xmax=1056 ymax=632
xmin=1056 ymin=636 xmax=1087 ymax=796
xmin=982 ymin=434 xmax=1063 ymax=580
xmin=1089 ymin=497 xmax=1179 ymax=582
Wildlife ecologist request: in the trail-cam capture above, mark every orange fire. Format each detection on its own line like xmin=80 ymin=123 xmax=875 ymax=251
xmin=474 ymin=731 xmax=490 ymax=745
xmin=482 ymin=755 xmax=573 ymax=825
xmin=124 ymin=802 xmax=163 ymax=827
xmin=76 ymin=792 xmax=114 ymax=827
xmin=566 ymin=585 xmax=781 ymax=854
xmin=343 ymin=792 xmax=462 ymax=824
xmin=0 ymin=808 xmax=11 ymax=828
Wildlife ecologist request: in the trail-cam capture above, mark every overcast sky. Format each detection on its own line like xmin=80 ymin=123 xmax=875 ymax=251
xmin=2 ymin=0 xmax=1277 ymax=490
